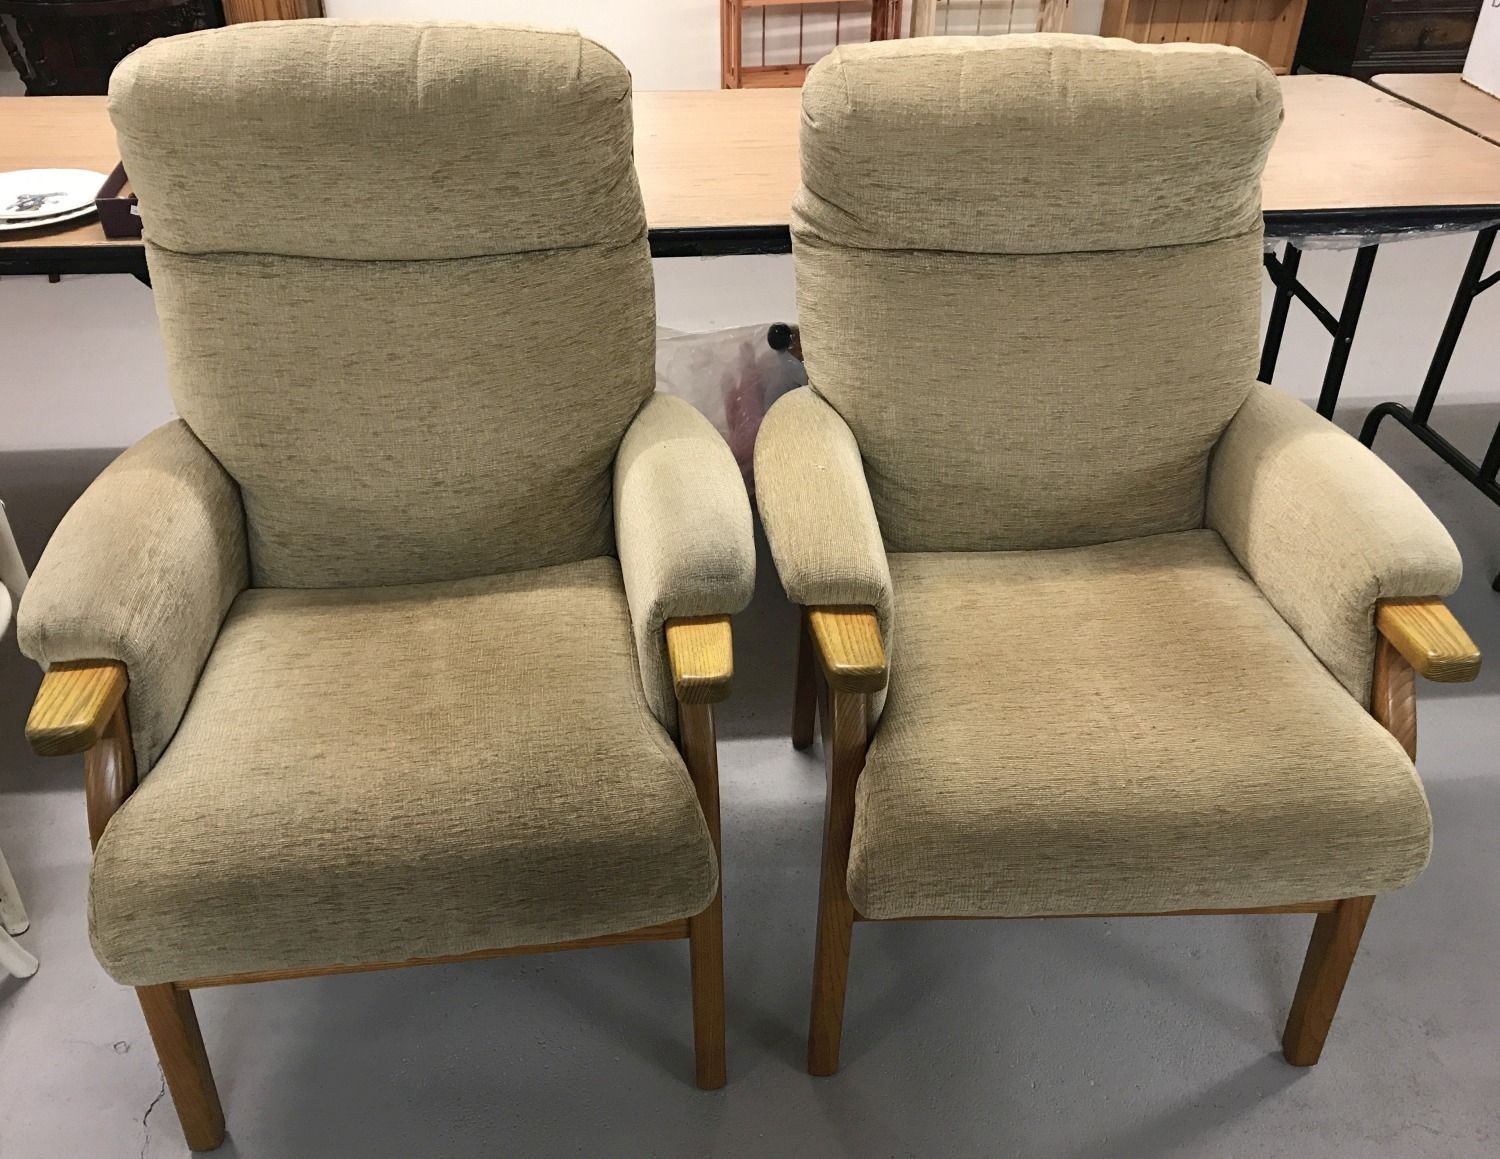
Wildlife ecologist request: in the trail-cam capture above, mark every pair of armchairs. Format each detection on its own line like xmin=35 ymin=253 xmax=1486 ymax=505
xmin=18 ymin=24 xmax=1478 ymax=1152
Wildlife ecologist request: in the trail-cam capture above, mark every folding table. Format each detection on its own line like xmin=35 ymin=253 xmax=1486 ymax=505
xmin=1366 ymin=73 xmax=1500 ymax=587
xmin=6 ymin=76 xmax=1500 ymax=415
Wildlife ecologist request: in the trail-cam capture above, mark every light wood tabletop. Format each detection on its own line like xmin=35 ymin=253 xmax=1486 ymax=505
xmin=6 ymin=74 xmax=1500 ymax=262
xmin=1371 ymin=74 xmax=1500 ymax=148
xmin=636 ymin=76 xmax=1500 ymax=232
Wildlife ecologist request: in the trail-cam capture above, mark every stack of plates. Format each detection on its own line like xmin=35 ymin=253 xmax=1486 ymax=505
xmin=0 ymin=169 xmax=108 ymax=233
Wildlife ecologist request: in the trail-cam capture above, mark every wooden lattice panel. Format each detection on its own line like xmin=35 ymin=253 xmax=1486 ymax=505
xmin=722 ymin=0 xmax=904 ymax=88
xmin=910 ymin=0 xmax=1074 ymax=35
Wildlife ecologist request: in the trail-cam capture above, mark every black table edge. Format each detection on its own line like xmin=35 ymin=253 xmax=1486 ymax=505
xmin=5 ymin=205 xmax=1500 ymax=277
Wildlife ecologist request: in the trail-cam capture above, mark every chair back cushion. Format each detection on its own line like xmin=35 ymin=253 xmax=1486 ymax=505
xmin=794 ymin=35 xmax=1282 ymax=551
xmin=110 ymin=21 xmax=654 ymax=586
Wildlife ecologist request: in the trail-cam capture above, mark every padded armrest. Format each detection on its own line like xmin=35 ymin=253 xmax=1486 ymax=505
xmin=1207 ymin=383 xmax=1462 ymax=704
xmin=753 ymin=388 xmax=894 ymax=646
xmin=18 ymin=421 xmax=249 ymax=772
xmin=614 ymin=393 xmax=755 ymax=727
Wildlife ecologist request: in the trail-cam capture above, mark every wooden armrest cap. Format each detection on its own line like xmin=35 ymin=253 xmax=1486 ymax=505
xmin=809 ymin=606 xmax=887 ymax=693
xmin=1376 ymin=598 xmax=1480 ymax=683
xmin=666 ymin=616 xmax=734 ymax=704
xmin=26 ymin=660 xmax=129 ymax=756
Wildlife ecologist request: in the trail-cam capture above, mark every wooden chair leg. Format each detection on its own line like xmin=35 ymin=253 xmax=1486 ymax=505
xmin=688 ymin=894 xmax=726 ymax=1090
xmin=792 ymin=609 xmax=818 ymax=750
xmin=136 ymin=984 xmax=225 ymax=1151
xmin=808 ymin=687 xmax=867 ymax=1076
xmin=1282 ymin=895 xmax=1375 ymax=1066
xmin=679 ymin=702 xmax=727 ymax=1090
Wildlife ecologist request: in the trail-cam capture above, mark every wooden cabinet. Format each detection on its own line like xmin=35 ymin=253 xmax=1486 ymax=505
xmin=1100 ymin=0 xmax=1311 ymax=74
xmin=1294 ymin=0 xmax=1483 ymax=78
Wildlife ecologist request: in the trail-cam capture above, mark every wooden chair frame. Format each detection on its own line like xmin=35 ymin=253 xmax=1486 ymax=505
xmin=26 ymin=616 xmax=735 ymax=1151
xmin=793 ymin=597 xmax=1480 ymax=1076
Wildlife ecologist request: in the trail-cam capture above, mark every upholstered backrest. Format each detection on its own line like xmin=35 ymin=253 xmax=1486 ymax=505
xmin=794 ymin=35 xmax=1282 ymax=552
xmin=110 ymin=21 xmax=654 ymax=587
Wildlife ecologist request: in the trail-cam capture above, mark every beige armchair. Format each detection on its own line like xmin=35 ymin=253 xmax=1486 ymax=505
xmin=20 ymin=23 xmax=754 ymax=1150
xmin=755 ymin=36 xmax=1480 ymax=1077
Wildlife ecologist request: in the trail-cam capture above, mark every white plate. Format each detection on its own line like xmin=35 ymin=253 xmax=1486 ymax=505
xmin=0 ymin=202 xmax=98 ymax=233
xmin=0 ymin=168 xmax=108 ymax=220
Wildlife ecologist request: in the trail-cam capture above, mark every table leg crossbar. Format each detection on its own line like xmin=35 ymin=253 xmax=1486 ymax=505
xmin=1260 ymin=242 xmax=1381 ymax=418
xmin=1360 ymin=225 xmax=1500 ymax=590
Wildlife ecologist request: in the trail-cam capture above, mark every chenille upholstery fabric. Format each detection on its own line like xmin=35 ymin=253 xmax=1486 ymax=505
xmin=111 ymin=22 xmax=655 ymax=588
xmin=797 ymin=36 xmax=1278 ymax=255
xmin=758 ymin=37 xmax=1459 ymax=919
xmin=792 ymin=36 xmax=1280 ymax=553
xmin=1208 ymin=383 xmax=1462 ymax=706
xmin=89 ymin=560 xmax=718 ymax=984
xmin=17 ymin=422 xmax=247 ymax=772
xmin=615 ymin=394 xmax=756 ymax=728
xmin=108 ymin=22 xmax=641 ymax=261
xmin=848 ymin=535 xmax=1433 ymax=918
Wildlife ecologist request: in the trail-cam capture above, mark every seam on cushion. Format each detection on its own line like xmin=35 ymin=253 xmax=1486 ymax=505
xmin=410 ymin=26 xmax=428 ymax=107
xmin=790 ymin=222 xmax=1264 ymax=261
xmin=86 ymin=829 xmax=126 ymax=981
xmin=1203 ymin=525 xmax=1375 ymax=703
xmin=628 ymin=629 xmax=717 ymax=877
xmin=606 ymin=556 xmax=702 ymax=780
xmin=828 ymin=37 xmax=1274 ymax=66
xmin=834 ymin=47 xmax=854 ymax=112
xmin=144 ymin=231 xmax=648 ymax=265
xmin=174 ymin=21 xmax=583 ymax=39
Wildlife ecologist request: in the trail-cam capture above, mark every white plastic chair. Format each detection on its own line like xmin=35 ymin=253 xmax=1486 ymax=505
xmin=0 ymin=501 xmax=37 ymax=979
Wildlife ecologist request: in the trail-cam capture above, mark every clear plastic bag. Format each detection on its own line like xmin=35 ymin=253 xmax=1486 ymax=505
xmin=656 ymin=323 xmax=806 ymax=481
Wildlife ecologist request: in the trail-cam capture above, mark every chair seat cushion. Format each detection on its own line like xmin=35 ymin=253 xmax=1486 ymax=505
xmin=90 ymin=559 xmax=717 ymax=985
xmin=849 ymin=532 xmax=1432 ymax=919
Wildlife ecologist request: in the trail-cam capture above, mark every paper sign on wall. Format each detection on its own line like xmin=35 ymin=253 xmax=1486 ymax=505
xmin=1465 ymin=0 xmax=1500 ymax=100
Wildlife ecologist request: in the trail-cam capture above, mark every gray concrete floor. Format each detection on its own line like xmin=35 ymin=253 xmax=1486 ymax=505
xmin=1 ymin=405 xmax=1498 ymax=1158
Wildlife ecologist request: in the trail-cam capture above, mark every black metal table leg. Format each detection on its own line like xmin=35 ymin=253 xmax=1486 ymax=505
xmin=1413 ymin=227 xmax=1496 ymax=427
xmin=1259 ymin=241 xmax=1380 ymax=418
xmin=1260 ymin=243 xmax=1301 ymax=384
xmin=1315 ymin=244 xmax=1379 ymax=419
xmin=1358 ymin=225 xmax=1500 ymax=590
xmin=1361 ymin=227 xmax=1500 ymax=450
xmin=1477 ymin=421 xmax=1500 ymax=485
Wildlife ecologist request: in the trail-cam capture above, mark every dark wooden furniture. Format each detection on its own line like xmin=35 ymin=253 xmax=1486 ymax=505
xmin=0 ymin=1 xmax=320 ymax=96
xmin=1295 ymin=0 xmax=1484 ymax=79
xmin=0 ymin=0 xmax=222 ymax=95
